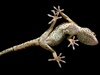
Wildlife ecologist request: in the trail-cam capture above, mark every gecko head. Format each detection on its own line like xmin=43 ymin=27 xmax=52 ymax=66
xmin=77 ymin=28 xmax=98 ymax=45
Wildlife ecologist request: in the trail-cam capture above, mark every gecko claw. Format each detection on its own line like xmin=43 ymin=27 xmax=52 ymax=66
xmin=68 ymin=36 xmax=79 ymax=50
xmin=48 ymin=53 xmax=66 ymax=68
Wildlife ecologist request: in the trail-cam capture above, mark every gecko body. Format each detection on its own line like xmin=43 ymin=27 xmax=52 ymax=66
xmin=0 ymin=6 xmax=98 ymax=68
xmin=46 ymin=21 xmax=98 ymax=46
xmin=45 ymin=22 xmax=80 ymax=46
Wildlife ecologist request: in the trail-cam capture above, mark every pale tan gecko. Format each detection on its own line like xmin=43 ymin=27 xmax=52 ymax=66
xmin=0 ymin=6 xmax=98 ymax=68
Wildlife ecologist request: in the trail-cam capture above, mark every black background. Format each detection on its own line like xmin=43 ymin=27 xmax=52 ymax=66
xmin=0 ymin=0 xmax=100 ymax=74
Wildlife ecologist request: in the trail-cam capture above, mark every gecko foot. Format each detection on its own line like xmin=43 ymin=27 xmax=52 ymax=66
xmin=48 ymin=53 xmax=66 ymax=68
xmin=53 ymin=6 xmax=64 ymax=13
xmin=47 ymin=10 xmax=62 ymax=24
xmin=68 ymin=36 xmax=79 ymax=50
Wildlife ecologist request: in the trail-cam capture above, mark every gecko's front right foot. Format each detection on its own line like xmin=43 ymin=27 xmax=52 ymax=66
xmin=47 ymin=10 xmax=62 ymax=24
xmin=68 ymin=36 xmax=79 ymax=50
xmin=48 ymin=53 xmax=66 ymax=68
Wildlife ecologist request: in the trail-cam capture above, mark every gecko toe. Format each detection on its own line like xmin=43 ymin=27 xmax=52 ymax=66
xmin=68 ymin=36 xmax=79 ymax=50
xmin=48 ymin=53 xmax=66 ymax=68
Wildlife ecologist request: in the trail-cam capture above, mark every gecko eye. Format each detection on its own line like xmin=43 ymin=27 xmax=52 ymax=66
xmin=92 ymin=32 xmax=96 ymax=36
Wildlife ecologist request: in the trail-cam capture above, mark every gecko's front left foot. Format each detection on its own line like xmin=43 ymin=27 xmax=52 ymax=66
xmin=47 ymin=10 xmax=62 ymax=24
xmin=48 ymin=53 xmax=66 ymax=68
xmin=68 ymin=36 xmax=79 ymax=50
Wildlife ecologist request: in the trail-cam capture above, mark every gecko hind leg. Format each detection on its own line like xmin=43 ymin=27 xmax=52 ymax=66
xmin=39 ymin=10 xmax=65 ymax=68
xmin=39 ymin=41 xmax=66 ymax=68
xmin=48 ymin=52 xmax=66 ymax=68
xmin=40 ymin=9 xmax=62 ymax=40
xmin=39 ymin=9 xmax=62 ymax=44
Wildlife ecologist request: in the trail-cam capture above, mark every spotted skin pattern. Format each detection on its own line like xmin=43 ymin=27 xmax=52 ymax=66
xmin=0 ymin=6 xmax=98 ymax=68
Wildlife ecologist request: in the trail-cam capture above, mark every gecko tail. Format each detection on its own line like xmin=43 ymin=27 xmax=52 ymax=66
xmin=0 ymin=38 xmax=40 ymax=56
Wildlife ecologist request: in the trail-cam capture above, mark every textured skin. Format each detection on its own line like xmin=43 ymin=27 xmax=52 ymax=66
xmin=77 ymin=28 xmax=98 ymax=45
xmin=0 ymin=6 xmax=98 ymax=68
xmin=45 ymin=22 xmax=98 ymax=46
xmin=0 ymin=38 xmax=39 ymax=56
xmin=45 ymin=22 xmax=80 ymax=46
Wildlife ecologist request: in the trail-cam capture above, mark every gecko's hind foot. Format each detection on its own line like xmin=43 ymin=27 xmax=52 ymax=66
xmin=48 ymin=53 xmax=66 ymax=68
xmin=53 ymin=6 xmax=64 ymax=13
xmin=47 ymin=10 xmax=62 ymax=24
xmin=68 ymin=36 xmax=79 ymax=50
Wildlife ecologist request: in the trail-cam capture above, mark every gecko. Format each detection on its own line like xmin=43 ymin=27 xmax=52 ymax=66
xmin=0 ymin=6 xmax=98 ymax=68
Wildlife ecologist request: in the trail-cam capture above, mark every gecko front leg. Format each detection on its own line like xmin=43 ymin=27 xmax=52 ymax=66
xmin=53 ymin=6 xmax=73 ymax=23
xmin=39 ymin=10 xmax=66 ymax=68
xmin=67 ymin=36 xmax=79 ymax=50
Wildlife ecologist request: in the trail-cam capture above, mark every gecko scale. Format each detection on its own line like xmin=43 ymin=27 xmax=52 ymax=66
xmin=0 ymin=6 xmax=98 ymax=68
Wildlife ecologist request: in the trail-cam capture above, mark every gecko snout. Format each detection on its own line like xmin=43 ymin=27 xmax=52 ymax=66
xmin=91 ymin=37 xmax=99 ymax=45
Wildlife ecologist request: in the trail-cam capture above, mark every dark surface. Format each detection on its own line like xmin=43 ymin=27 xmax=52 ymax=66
xmin=0 ymin=0 xmax=99 ymax=74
